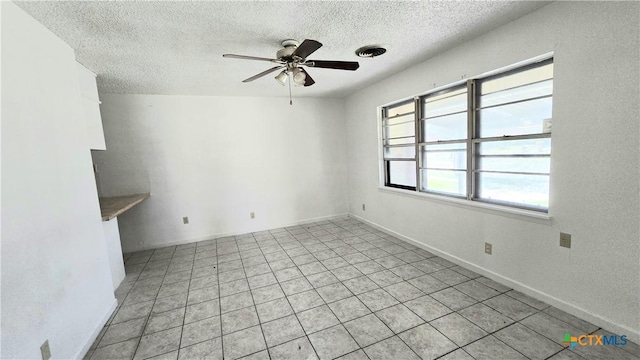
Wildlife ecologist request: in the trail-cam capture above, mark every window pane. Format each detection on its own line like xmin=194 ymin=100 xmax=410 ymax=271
xmin=386 ymin=102 xmax=415 ymax=117
xmin=478 ymin=97 xmax=552 ymax=137
xmin=423 ymin=87 xmax=467 ymax=118
xmin=422 ymin=112 xmax=467 ymax=142
xmin=478 ymin=138 xmax=551 ymax=156
xmin=421 ymin=143 xmax=466 ymax=170
xmin=384 ymin=146 xmax=415 ymax=159
xmin=384 ymin=122 xmax=414 ymax=139
xmin=384 ymin=137 xmax=415 ymax=146
xmin=477 ymin=172 xmax=549 ymax=210
xmin=388 ymin=161 xmax=416 ymax=187
xmin=384 ymin=113 xmax=414 ymax=126
xmin=420 ymin=169 xmax=466 ymax=196
xmin=481 ymin=62 xmax=553 ymax=97
xmin=478 ymin=157 xmax=550 ymax=174
xmin=481 ymin=79 xmax=552 ymax=108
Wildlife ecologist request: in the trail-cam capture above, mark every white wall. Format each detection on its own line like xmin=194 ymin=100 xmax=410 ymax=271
xmin=345 ymin=2 xmax=639 ymax=342
xmin=93 ymin=95 xmax=348 ymax=253
xmin=1 ymin=2 xmax=117 ymax=359
xmin=103 ymin=218 xmax=126 ymax=290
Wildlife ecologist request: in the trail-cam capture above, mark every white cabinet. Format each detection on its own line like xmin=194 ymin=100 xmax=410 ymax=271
xmin=77 ymin=63 xmax=106 ymax=150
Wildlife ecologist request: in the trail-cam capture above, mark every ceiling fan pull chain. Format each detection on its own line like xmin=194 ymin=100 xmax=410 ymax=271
xmin=288 ymin=73 xmax=293 ymax=105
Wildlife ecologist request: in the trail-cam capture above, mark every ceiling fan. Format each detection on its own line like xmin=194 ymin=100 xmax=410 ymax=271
xmin=222 ymin=39 xmax=360 ymax=88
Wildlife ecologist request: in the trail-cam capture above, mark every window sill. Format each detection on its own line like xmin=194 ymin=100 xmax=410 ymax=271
xmin=378 ymin=186 xmax=552 ymax=225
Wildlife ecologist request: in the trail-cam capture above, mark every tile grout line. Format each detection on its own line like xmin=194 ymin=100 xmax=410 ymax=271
xmin=301 ymin=221 xmax=427 ymax=358
xmin=421 ymin=282 xmax=561 ymax=359
xmin=290 ymin=223 xmax=373 ymax=358
xmin=397 ymin=276 xmax=538 ymax=359
xmin=119 ymin=218 xmax=617 ymax=360
xmin=258 ymin=223 xmax=361 ymax=357
xmin=218 ymin=254 xmax=513 ymax=359
xmin=258 ymin=225 xmax=324 ymax=359
xmin=238 ymin=232 xmax=273 ymax=360
xmin=90 ymin=253 xmax=144 ymax=358
xmin=297 ymin=233 xmax=384 ymax=359
xmin=281 ymin=222 xmax=398 ymax=359
xmin=144 ymin=245 xmax=181 ymax=359
xmin=300 ymin=221 xmax=470 ymax=357
xmin=140 ymin=245 xmax=196 ymax=360
xmin=171 ymin=242 xmax=196 ymax=358
xmin=111 ymin=250 xmax=156 ymax=358
xmin=131 ymin=247 xmax=174 ymax=360
xmin=291 ymin=221 xmax=514 ymax=359
xmin=298 ymin=224 xmax=445 ymax=358
xmin=213 ymin=239 xmax=228 ymax=359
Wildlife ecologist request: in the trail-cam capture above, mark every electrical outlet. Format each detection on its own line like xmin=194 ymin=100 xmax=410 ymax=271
xmin=250 ymin=212 xmax=255 ymax=219
xmin=485 ymin=242 xmax=492 ymax=255
xmin=183 ymin=216 xmax=189 ymax=224
xmin=40 ymin=340 xmax=51 ymax=360
xmin=560 ymin=233 xmax=571 ymax=248
xmin=362 ymin=204 xmax=366 ymax=211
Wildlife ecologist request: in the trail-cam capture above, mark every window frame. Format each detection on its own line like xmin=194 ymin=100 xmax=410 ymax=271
xmin=418 ymin=83 xmax=470 ymax=199
xmin=382 ymin=99 xmax=418 ymax=191
xmin=379 ymin=57 xmax=553 ymax=213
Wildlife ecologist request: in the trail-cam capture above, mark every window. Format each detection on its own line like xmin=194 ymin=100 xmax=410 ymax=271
xmin=382 ymin=58 xmax=553 ymax=212
xmin=382 ymin=101 xmax=416 ymax=190
xmin=420 ymin=86 xmax=468 ymax=197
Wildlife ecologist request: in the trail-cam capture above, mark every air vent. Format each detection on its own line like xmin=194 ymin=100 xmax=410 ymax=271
xmin=355 ymin=46 xmax=387 ymax=58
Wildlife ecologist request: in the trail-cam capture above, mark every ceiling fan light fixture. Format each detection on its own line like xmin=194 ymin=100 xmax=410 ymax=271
xmin=292 ymin=68 xmax=306 ymax=86
xmin=274 ymin=70 xmax=288 ymax=85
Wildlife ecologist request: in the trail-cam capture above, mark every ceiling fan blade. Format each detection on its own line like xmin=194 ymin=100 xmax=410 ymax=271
xmin=306 ymin=60 xmax=360 ymax=71
xmin=292 ymin=39 xmax=323 ymax=59
xmin=223 ymin=54 xmax=281 ymax=63
xmin=300 ymin=68 xmax=315 ymax=87
xmin=242 ymin=66 xmax=285 ymax=83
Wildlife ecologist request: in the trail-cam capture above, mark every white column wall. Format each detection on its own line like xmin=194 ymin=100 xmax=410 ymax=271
xmin=1 ymin=3 xmax=117 ymax=358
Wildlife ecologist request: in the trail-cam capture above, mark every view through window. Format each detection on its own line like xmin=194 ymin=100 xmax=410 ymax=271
xmin=381 ymin=58 xmax=553 ymax=212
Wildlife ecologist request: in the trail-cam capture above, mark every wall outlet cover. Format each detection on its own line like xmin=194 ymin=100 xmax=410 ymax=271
xmin=250 ymin=212 xmax=255 ymax=219
xmin=183 ymin=216 xmax=189 ymax=224
xmin=485 ymin=242 xmax=492 ymax=255
xmin=560 ymin=232 xmax=571 ymax=248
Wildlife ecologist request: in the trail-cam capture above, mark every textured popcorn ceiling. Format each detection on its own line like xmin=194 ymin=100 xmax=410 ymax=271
xmin=17 ymin=1 xmax=549 ymax=97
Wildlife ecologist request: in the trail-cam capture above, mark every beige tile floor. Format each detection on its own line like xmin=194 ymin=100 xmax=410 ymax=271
xmin=85 ymin=218 xmax=639 ymax=360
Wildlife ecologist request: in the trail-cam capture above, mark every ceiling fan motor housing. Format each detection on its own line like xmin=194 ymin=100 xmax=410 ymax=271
xmin=277 ymin=39 xmax=300 ymax=61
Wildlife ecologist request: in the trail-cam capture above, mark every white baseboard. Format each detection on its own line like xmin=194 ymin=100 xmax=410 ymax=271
xmin=76 ymin=298 xmax=118 ymax=359
xmin=125 ymin=213 xmax=350 ymax=253
xmin=349 ymin=214 xmax=640 ymax=344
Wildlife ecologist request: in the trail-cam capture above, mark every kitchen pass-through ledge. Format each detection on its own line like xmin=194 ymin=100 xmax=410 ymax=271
xmin=99 ymin=193 xmax=150 ymax=221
